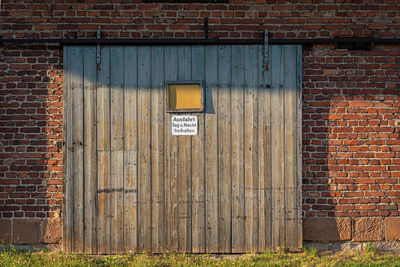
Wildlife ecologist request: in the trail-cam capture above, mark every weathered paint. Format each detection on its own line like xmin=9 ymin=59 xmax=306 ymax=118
xmin=63 ymin=45 xmax=302 ymax=254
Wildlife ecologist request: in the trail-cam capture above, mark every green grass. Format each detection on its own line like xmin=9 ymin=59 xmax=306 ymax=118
xmin=1 ymin=246 xmax=400 ymax=267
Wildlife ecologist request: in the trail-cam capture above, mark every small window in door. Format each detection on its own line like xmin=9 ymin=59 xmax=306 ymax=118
xmin=166 ymin=82 xmax=204 ymax=113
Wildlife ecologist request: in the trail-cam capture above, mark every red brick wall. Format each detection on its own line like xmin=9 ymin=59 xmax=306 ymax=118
xmin=302 ymin=44 xmax=400 ymax=242
xmin=1 ymin=1 xmax=400 ymax=39
xmin=303 ymin=44 xmax=400 ymax=219
xmin=0 ymin=44 xmax=63 ymax=245
xmin=0 ymin=0 xmax=399 ymax=245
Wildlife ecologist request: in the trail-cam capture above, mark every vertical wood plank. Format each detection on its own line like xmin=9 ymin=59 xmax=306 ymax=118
xmin=164 ymin=46 xmax=179 ymax=251
xmin=259 ymin=44 xmax=272 ymax=250
xmin=217 ymin=45 xmax=232 ymax=253
xmin=110 ymin=46 xmax=125 ymax=253
xmin=83 ymin=46 xmax=97 ymax=254
xmin=137 ymin=46 xmax=152 ymax=251
xmin=70 ymin=46 xmax=84 ymax=254
xmin=270 ymin=45 xmax=285 ymax=249
xmin=96 ymin=46 xmax=111 ymax=254
xmin=123 ymin=46 xmax=138 ymax=253
xmin=177 ymin=46 xmax=192 ymax=252
xmin=283 ymin=46 xmax=298 ymax=250
xmin=252 ymin=47 xmax=260 ymax=252
xmin=191 ymin=45 xmax=206 ymax=253
xmin=278 ymin=47 xmax=287 ymax=248
xmin=244 ymin=45 xmax=259 ymax=252
xmin=256 ymin=45 xmax=265 ymax=251
xmin=231 ymin=45 xmax=245 ymax=253
xmin=151 ymin=46 xmax=165 ymax=253
xmin=63 ymin=46 xmax=73 ymax=253
xmin=296 ymin=45 xmax=303 ymax=250
xmin=204 ymin=45 xmax=219 ymax=253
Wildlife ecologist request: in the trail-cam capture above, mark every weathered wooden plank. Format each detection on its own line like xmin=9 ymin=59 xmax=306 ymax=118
xmin=296 ymin=45 xmax=303 ymax=250
xmin=123 ymin=46 xmax=138 ymax=253
xmin=204 ymin=45 xmax=219 ymax=253
xmin=283 ymin=46 xmax=298 ymax=250
xmin=137 ymin=46 xmax=152 ymax=251
xmin=83 ymin=46 xmax=97 ymax=254
xmin=191 ymin=45 xmax=206 ymax=253
xmin=70 ymin=46 xmax=84 ymax=254
xmin=177 ymin=45 xmax=192 ymax=252
xmin=270 ymin=45 xmax=285 ymax=249
xmin=217 ymin=45 xmax=232 ymax=253
xmin=63 ymin=46 xmax=73 ymax=253
xmin=260 ymin=44 xmax=272 ymax=250
xmin=231 ymin=45 xmax=245 ymax=253
xmin=244 ymin=45 xmax=259 ymax=252
xmin=278 ymin=47 xmax=287 ymax=248
xmin=256 ymin=45 xmax=265 ymax=251
xmin=110 ymin=46 xmax=125 ymax=253
xmin=151 ymin=46 xmax=165 ymax=253
xmin=252 ymin=47 xmax=261 ymax=252
xmin=164 ymin=46 xmax=179 ymax=251
xmin=96 ymin=46 xmax=111 ymax=254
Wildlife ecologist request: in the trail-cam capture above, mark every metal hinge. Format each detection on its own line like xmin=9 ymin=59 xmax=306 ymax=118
xmin=264 ymin=30 xmax=269 ymax=71
xmin=96 ymin=27 xmax=101 ymax=72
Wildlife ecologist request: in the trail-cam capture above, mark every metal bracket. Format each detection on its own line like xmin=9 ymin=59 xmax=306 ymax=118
xmin=204 ymin=17 xmax=209 ymax=39
xmin=56 ymin=141 xmax=64 ymax=152
xmin=96 ymin=28 xmax=101 ymax=72
xmin=264 ymin=30 xmax=269 ymax=71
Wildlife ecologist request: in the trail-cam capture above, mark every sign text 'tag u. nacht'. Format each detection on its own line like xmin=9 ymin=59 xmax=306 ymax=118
xmin=171 ymin=115 xmax=198 ymax=136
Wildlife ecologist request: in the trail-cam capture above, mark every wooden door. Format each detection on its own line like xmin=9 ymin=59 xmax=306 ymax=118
xmin=63 ymin=44 xmax=302 ymax=254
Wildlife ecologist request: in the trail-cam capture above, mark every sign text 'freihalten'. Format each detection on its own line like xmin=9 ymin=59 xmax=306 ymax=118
xmin=171 ymin=116 xmax=198 ymax=136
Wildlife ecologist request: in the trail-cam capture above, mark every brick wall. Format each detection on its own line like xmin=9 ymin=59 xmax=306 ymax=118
xmin=0 ymin=44 xmax=63 ymax=245
xmin=1 ymin=0 xmax=399 ymax=246
xmin=302 ymin=44 xmax=400 ymax=242
xmin=1 ymin=1 xmax=400 ymax=39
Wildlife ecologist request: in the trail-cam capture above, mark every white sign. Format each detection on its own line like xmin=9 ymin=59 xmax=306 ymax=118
xmin=171 ymin=116 xmax=198 ymax=136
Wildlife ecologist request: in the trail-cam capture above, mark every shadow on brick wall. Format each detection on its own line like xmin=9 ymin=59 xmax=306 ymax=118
xmin=301 ymin=43 xmax=400 ymax=242
xmin=0 ymin=44 xmax=63 ymax=246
